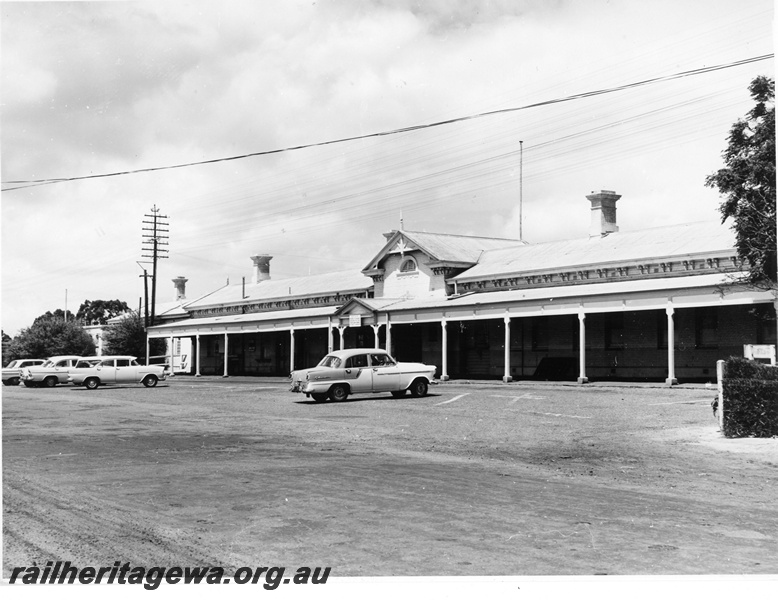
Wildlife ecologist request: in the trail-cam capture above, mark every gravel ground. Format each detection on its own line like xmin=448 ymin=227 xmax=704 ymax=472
xmin=3 ymin=377 xmax=777 ymax=580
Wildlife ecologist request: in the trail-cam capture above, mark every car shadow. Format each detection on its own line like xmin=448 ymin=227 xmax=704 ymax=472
xmin=295 ymin=393 xmax=440 ymax=405
xmin=67 ymin=385 xmax=170 ymax=391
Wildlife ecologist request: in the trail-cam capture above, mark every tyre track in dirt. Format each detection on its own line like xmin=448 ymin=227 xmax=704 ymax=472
xmin=4 ymin=470 xmax=231 ymax=572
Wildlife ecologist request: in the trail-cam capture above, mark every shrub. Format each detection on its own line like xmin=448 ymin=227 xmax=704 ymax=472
xmin=721 ymin=357 xmax=778 ymax=437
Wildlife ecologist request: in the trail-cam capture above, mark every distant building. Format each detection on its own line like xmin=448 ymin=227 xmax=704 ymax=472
xmin=147 ymin=191 xmax=776 ymax=383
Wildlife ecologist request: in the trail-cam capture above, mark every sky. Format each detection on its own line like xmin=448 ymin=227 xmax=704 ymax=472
xmin=1 ymin=0 xmax=774 ymax=336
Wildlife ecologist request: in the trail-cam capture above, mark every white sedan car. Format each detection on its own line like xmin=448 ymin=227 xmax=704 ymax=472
xmin=68 ymin=356 xmax=170 ymax=389
xmin=290 ymin=348 xmax=436 ymax=402
xmin=21 ymin=355 xmax=83 ymax=387
xmin=3 ymin=359 xmax=45 ymax=386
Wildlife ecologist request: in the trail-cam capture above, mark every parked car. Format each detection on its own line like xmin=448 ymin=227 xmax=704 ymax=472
xmin=290 ymin=348 xmax=436 ymax=402
xmin=20 ymin=355 xmax=83 ymax=387
xmin=68 ymin=356 xmax=170 ymax=389
xmin=2 ymin=359 xmax=45 ymax=386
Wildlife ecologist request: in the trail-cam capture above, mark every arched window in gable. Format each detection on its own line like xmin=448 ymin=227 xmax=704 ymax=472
xmin=400 ymin=258 xmax=417 ymax=273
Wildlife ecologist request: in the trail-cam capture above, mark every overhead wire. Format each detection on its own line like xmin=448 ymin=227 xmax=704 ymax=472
xmin=1 ymin=53 xmax=771 ymax=192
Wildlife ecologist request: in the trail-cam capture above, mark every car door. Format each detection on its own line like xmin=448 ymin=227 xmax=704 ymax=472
xmin=52 ymin=359 xmax=71 ymax=383
xmin=96 ymin=359 xmax=118 ymax=384
xmin=343 ymin=353 xmax=372 ymax=392
xmin=114 ymin=358 xmax=137 ymax=383
xmin=370 ymin=353 xmax=401 ymax=392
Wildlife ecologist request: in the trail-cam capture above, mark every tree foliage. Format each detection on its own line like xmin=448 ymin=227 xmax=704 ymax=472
xmin=706 ymin=75 xmax=776 ymax=285
xmin=76 ymin=299 xmax=130 ymax=325
xmin=102 ymin=311 xmax=165 ymax=360
xmin=33 ymin=309 xmax=68 ymax=326
xmin=3 ymin=319 xmax=96 ymax=363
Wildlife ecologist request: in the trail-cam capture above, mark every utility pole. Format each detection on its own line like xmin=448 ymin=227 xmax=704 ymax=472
xmin=141 ymin=206 xmax=169 ymax=327
xmin=519 ymin=140 xmax=524 ymax=241
xmin=139 ymin=268 xmax=150 ymax=328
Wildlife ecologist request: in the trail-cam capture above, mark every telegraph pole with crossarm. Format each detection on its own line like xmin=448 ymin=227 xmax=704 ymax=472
xmin=141 ymin=206 xmax=169 ymax=327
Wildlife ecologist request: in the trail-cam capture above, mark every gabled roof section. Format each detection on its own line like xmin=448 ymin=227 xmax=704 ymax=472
xmin=333 ymin=297 xmax=408 ymax=316
xmin=452 ymin=221 xmax=735 ymax=282
xmin=362 ymin=229 xmax=526 ymax=272
xmin=183 ymin=269 xmax=373 ymax=309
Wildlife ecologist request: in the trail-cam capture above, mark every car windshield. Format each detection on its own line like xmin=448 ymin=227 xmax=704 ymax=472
xmin=41 ymin=360 xmax=55 ymax=368
xmin=317 ymin=355 xmax=342 ymax=368
xmin=5 ymin=361 xmax=19 ymax=368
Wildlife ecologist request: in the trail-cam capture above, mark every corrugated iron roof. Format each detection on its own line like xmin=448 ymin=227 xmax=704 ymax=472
xmin=401 ymin=230 xmax=526 ymax=263
xmin=453 ymin=221 xmax=735 ymax=281
xmin=183 ymin=269 xmax=373 ymax=309
xmin=377 ymin=272 xmax=744 ymax=313
xmin=148 ymin=305 xmax=336 ymax=331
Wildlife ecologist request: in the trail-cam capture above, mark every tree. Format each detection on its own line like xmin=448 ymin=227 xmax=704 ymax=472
xmin=3 ymin=319 xmax=96 ymax=363
xmin=706 ymin=75 xmax=776 ymax=286
xmin=102 ymin=311 xmax=165 ymax=361
xmin=76 ymin=299 xmax=130 ymax=325
xmin=32 ymin=309 xmax=68 ymax=326
xmin=2 ymin=330 xmax=13 ymax=366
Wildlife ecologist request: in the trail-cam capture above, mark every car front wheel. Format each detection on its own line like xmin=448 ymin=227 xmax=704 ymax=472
xmin=43 ymin=376 xmax=57 ymax=388
xmin=85 ymin=377 xmax=100 ymax=390
xmin=409 ymin=378 xmax=429 ymax=398
xmin=142 ymin=375 xmax=158 ymax=388
xmin=328 ymin=384 xmax=349 ymax=402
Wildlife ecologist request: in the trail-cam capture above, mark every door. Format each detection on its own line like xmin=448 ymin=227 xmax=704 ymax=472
xmin=343 ymin=353 xmax=373 ymax=392
xmin=370 ymin=353 xmax=401 ymax=392
xmin=114 ymin=358 xmax=136 ymax=383
xmin=96 ymin=359 xmax=118 ymax=384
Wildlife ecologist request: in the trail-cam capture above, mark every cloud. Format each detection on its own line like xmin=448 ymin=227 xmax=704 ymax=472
xmin=1 ymin=0 xmax=773 ymax=335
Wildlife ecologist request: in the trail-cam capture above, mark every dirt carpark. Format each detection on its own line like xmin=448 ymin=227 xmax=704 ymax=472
xmin=3 ymin=376 xmax=777 ymax=578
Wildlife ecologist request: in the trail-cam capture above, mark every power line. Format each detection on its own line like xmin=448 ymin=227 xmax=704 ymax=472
xmin=1 ymin=53 xmax=772 ymax=192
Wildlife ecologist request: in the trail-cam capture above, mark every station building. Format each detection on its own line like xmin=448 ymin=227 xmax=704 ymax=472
xmin=147 ymin=190 xmax=777 ymax=383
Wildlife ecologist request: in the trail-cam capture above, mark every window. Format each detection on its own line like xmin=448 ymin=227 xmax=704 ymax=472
xmin=531 ymin=317 xmax=549 ymax=351
xmin=319 ymin=355 xmax=342 ymax=368
xmin=371 ymin=353 xmax=395 ymax=367
xmin=400 ymin=258 xmax=417 ymax=272
xmin=755 ymin=305 xmax=777 ymax=344
xmin=605 ymin=313 xmax=625 ymax=349
xmin=657 ymin=311 xmax=668 ymax=349
xmin=116 ymin=359 xmax=131 ymax=367
xmin=345 ymin=354 xmax=368 ymax=368
xmin=695 ymin=307 xmax=718 ymax=348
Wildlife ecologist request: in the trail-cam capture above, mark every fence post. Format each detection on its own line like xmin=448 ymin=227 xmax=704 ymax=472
xmin=716 ymin=359 xmax=725 ymax=431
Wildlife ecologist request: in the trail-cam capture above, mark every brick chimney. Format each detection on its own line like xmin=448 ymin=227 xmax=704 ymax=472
xmin=172 ymin=276 xmax=188 ymax=301
xmin=587 ymin=190 xmax=621 ymax=237
xmin=251 ymin=254 xmax=272 ymax=283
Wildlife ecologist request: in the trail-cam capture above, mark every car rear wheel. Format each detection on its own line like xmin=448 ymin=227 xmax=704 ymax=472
xmin=85 ymin=377 xmax=100 ymax=390
xmin=391 ymin=390 xmax=406 ymax=398
xmin=43 ymin=376 xmax=57 ymax=388
xmin=329 ymin=384 xmax=349 ymax=402
xmin=311 ymin=392 xmax=328 ymax=402
xmin=7 ymin=377 xmax=20 ymax=386
xmin=142 ymin=375 xmax=158 ymax=388
xmin=409 ymin=378 xmax=429 ymax=398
